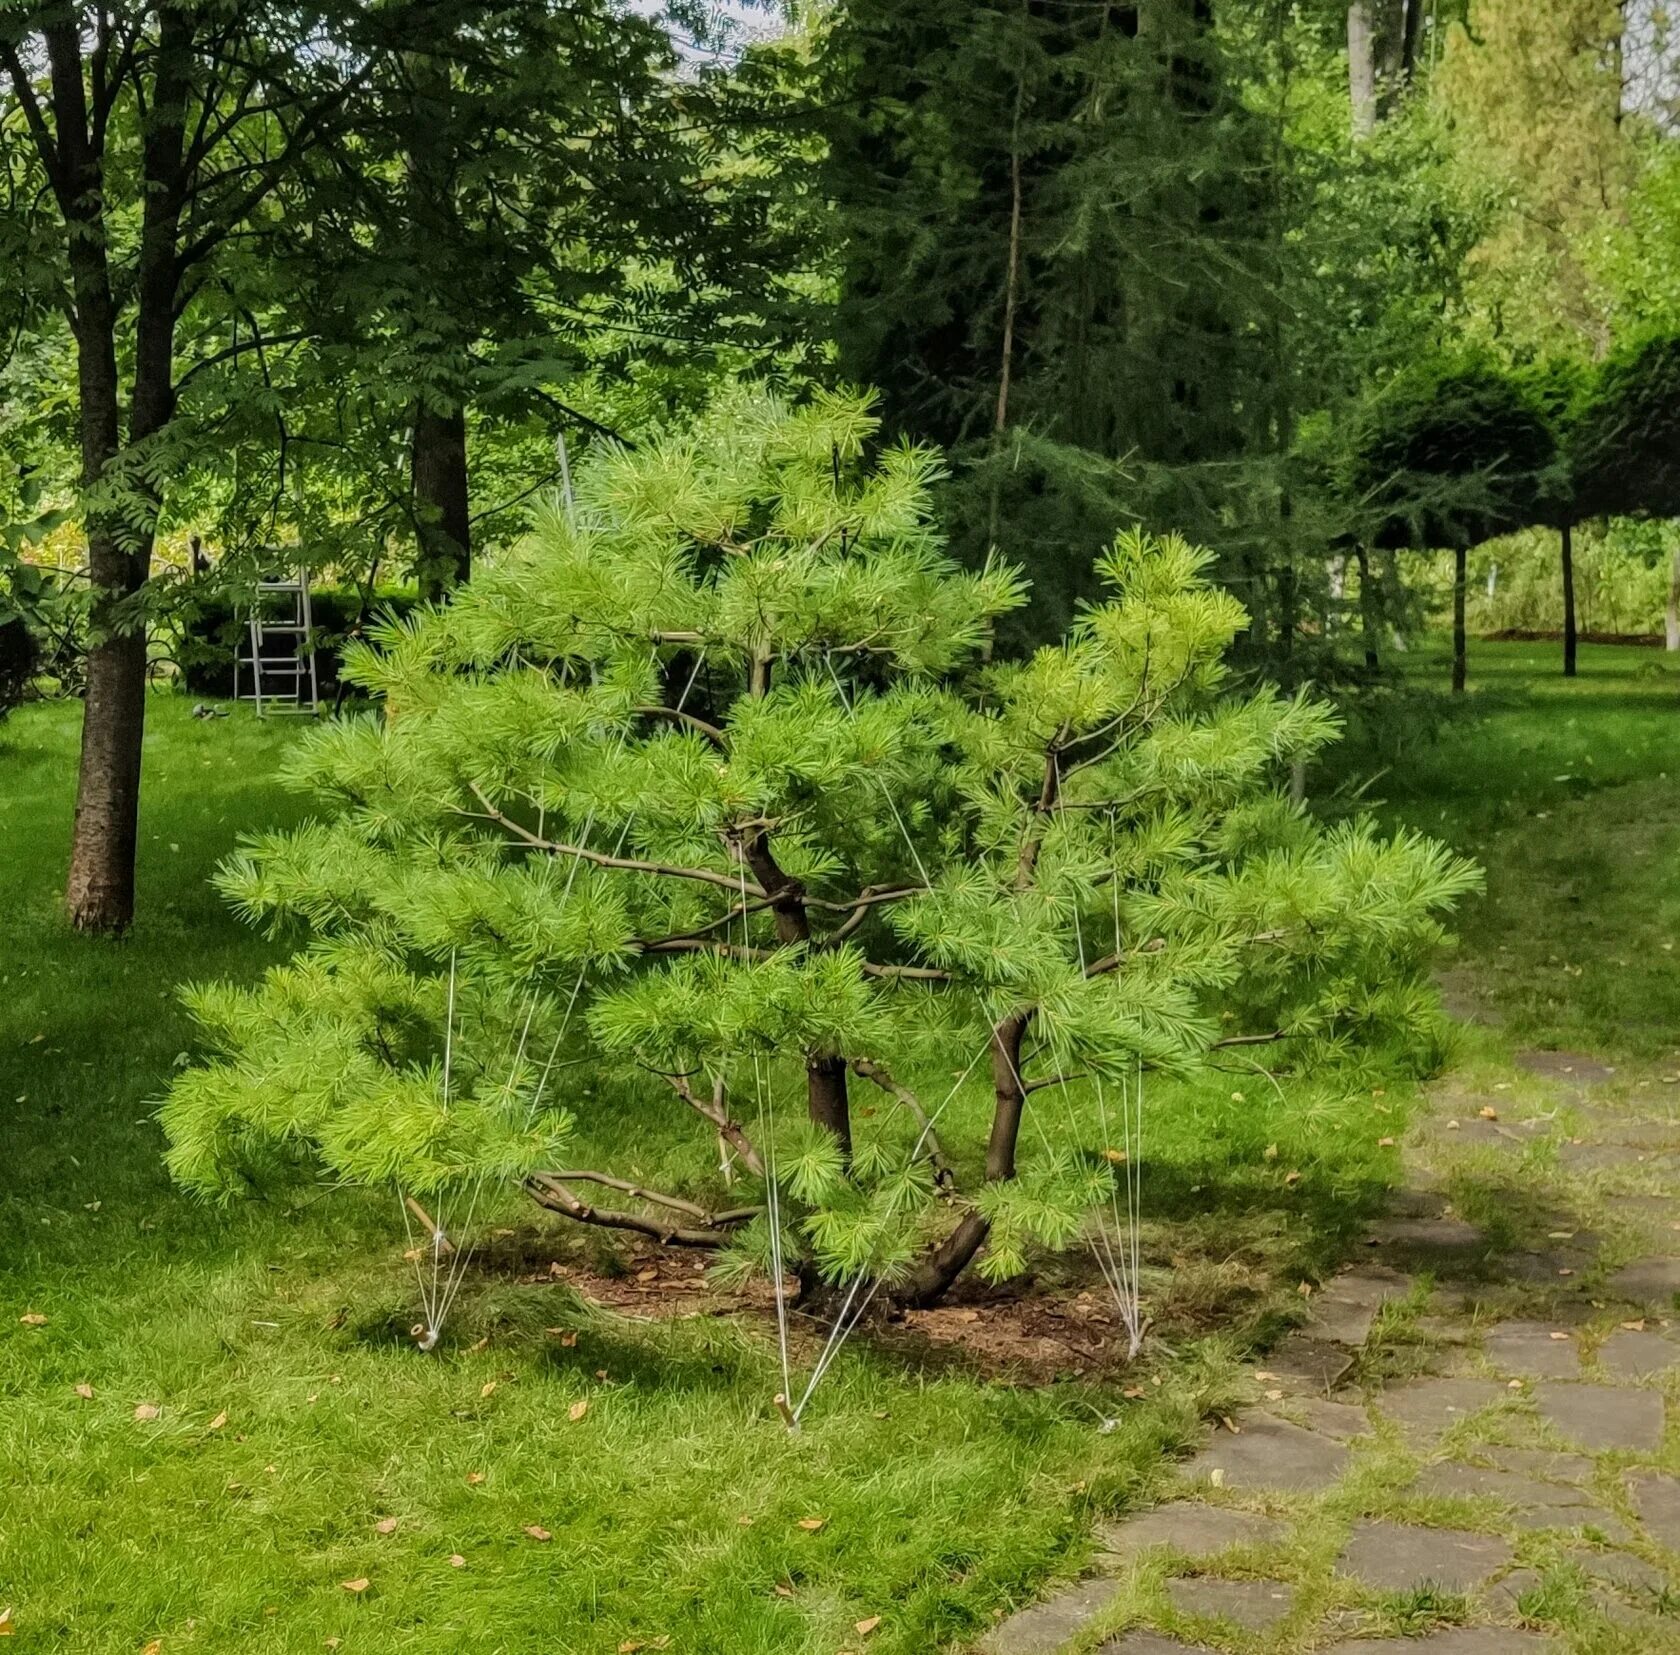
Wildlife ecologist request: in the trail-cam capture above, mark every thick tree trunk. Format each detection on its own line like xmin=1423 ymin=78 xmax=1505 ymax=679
xmin=1561 ymin=520 xmax=1577 ymax=678
xmin=741 ymin=668 xmax=852 ymax=1159
xmin=412 ymin=404 xmax=471 ymax=602
xmin=900 ymin=1009 xmax=1031 ymax=1307
xmin=1667 ymin=540 xmax=1680 ymax=652
xmin=1355 ymin=542 xmax=1380 ymax=671
xmin=1399 ymin=0 xmax=1424 ymax=82
xmin=1451 ymin=545 xmax=1468 ymax=695
xmin=65 ymin=11 xmax=190 ymax=934
xmin=1348 ymin=2 xmax=1378 ymax=138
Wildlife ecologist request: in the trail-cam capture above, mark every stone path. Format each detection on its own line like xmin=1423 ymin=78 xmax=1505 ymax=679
xmin=976 ymin=1048 xmax=1680 ymax=1654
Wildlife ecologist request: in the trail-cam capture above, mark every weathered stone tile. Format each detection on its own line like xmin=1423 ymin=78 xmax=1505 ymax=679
xmin=1533 ymin=1382 xmax=1665 ymax=1452
xmin=1595 ymin=1327 xmax=1676 ymax=1381
xmin=1332 ymin=1632 xmax=1554 ymax=1654
xmin=1096 ymin=1502 xmax=1285 ymax=1562
xmin=1625 ymin=1468 xmax=1680 ymax=1549
xmin=1482 ymin=1446 xmax=1595 ymax=1484
xmin=1608 ymin=1255 xmax=1680 ymax=1301
xmin=1376 ymin=1376 xmax=1511 ymax=1438
xmin=981 ymin=1578 xmax=1122 ymax=1655
xmin=1307 ymin=1267 xmax=1413 ymax=1347
xmin=1415 ymin=1460 xmax=1598 ymax=1511
xmin=1483 ymin=1322 xmax=1581 ymax=1380
xmin=1335 ymin=1519 xmax=1513 ymax=1593
xmin=1182 ymin=1412 xmax=1349 ymax=1494
xmin=1163 ymin=1576 xmax=1295 ymax=1631
xmin=1096 ymin=1635 xmax=1215 ymax=1655
xmin=1254 ymin=1334 xmax=1354 ymax=1395
xmin=1515 ymin=1049 xmax=1615 ymax=1088
xmin=1275 ymin=1395 xmax=1371 ymax=1442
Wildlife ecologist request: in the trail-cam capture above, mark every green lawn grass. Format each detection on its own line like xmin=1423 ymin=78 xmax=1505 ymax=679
xmin=2 ymin=693 xmax=1414 ymax=1655
xmin=5 ymin=644 xmax=1667 ymax=1653
xmin=1327 ymin=639 xmax=1680 ymax=1059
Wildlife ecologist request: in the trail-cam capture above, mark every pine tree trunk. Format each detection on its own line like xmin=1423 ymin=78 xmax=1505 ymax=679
xmin=1355 ymin=542 xmax=1380 ymax=671
xmin=1561 ymin=520 xmax=1577 ymax=678
xmin=1348 ymin=2 xmax=1378 ymax=138
xmin=412 ymin=404 xmax=471 ymax=602
xmin=900 ymin=1009 xmax=1030 ymax=1306
xmin=1451 ymin=544 xmax=1468 ymax=695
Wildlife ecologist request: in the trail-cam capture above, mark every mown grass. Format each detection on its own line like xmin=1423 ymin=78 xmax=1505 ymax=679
xmin=7 ymin=639 xmax=1670 ymax=1652
xmin=0 ymin=693 xmax=1416 ymax=1655
xmin=1328 ymin=639 xmax=1680 ymax=1059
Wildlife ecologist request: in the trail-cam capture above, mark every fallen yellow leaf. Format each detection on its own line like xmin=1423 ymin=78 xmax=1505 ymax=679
xmin=73 ymin=1382 xmax=94 ymax=1400
xmin=142 ymin=1641 xmax=162 ymax=1655
xmin=480 ymin=1381 xmax=497 ymax=1399
xmin=523 ymin=1525 xmax=552 ymax=1542
xmin=340 ymin=1577 xmax=370 ymax=1594
xmin=568 ymin=1399 xmax=589 ymax=1423
xmin=375 ymin=1517 xmax=398 ymax=1535
xmin=133 ymin=1402 xmax=161 ymax=1422
xmin=1478 ymin=1105 xmax=1499 ymax=1121
xmin=466 ymin=1472 xmax=485 ymax=1486
xmin=796 ymin=1516 xmax=825 ymax=1531
xmin=855 ymin=1615 xmax=882 ymax=1636
xmin=449 ymin=1554 xmax=466 ymax=1568
xmin=207 ymin=1411 xmax=228 ymax=1431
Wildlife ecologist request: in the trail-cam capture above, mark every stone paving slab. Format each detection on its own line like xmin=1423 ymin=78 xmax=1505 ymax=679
xmin=980 ymin=1578 xmax=1121 ymax=1655
xmin=1532 ymin=1381 xmax=1666 ymax=1452
xmin=1514 ymin=1049 xmax=1615 ymax=1087
xmin=1366 ymin=1215 xmax=1488 ymax=1259
xmin=1608 ymin=1254 xmax=1680 ymax=1301
xmin=1306 ymin=1267 xmax=1413 ymax=1346
xmin=1096 ymin=1636 xmax=1214 ymax=1654
xmin=1376 ymin=1377 xmax=1512 ymax=1438
xmin=1182 ymin=1411 xmax=1349 ymax=1493
xmin=1256 ymin=1334 xmax=1354 ymax=1395
xmin=1482 ymin=1446 xmax=1595 ymax=1484
xmin=1595 ymin=1326 xmax=1675 ymax=1380
xmin=1414 ymin=1460 xmax=1600 ymax=1512
xmin=1274 ymin=1395 xmax=1372 ymax=1442
xmin=1097 ymin=1501 xmax=1286 ymax=1561
xmin=1482 ymin=1322 xmax=1581 ymax=1379
xmin=1578 ymin=1548 xmax=1671 ymax=1595
xmin=1163 ymin=1576 xmax=1296 ymax=1630
xmin=1333 ymin=1633 xmax=1554 ymax=1654
xmin=1625 ymin=1468 xmax=1680 ymax=1548
xmin=1335 ymin=1519 xmax=1514 ymax=1593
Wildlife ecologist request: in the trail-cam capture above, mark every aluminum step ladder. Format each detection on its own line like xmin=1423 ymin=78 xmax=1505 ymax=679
xmin=234 ymin=570 xmax=320 ymax=716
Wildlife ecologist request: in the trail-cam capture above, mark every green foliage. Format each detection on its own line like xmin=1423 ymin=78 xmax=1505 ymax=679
xmin=1569 ymin=331 xmax=1680 ymax=522
xmin=161 ymin=390 xmax=1479 ymax=1298
xmin=1347 ymin=354 xmax=1556 ymax=549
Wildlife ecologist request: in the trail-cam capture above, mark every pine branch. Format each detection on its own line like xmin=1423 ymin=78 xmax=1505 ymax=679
xmin=635 ymin=704 xmax=726 ymax=745
xmin=523 ymin=1173 xmax=747 ymax=1248
xmin=655 ymin=1072 xmax=766 ymax=1178
xmin=465 ymin=783 xmax=761 ymax=897
xmin=848 ymin=1058 xmax=956 ymax=1189
xmin=539 ymin=1169 xmax=759 ymax=1229
xmin=1083 ymin=929 xmax=1290 ymax=978
xmin=817 ymin=883 xmax=926 ymax=940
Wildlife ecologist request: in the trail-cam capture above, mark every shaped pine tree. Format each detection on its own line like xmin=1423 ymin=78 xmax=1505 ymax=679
xmin=162 ymin=389 xmax=1479 ymax=1306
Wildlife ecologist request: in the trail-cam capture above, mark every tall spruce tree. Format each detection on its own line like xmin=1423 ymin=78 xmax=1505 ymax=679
xmin=817 ymin=0 xmax=1289 ymax=644
xmin=161 ymin=391 xmax=1479 ymax=1308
